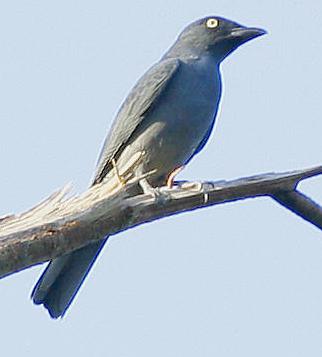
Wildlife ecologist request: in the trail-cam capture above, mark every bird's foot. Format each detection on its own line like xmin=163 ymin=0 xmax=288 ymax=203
xmin=139 ymin=178 xmax=171 ymax=204
xmin=179 ymin=180 xmax=225 ymax=191
xmin=178 ymin=180 xmax=224 ymax=204
xmin=179 ymin=181 xmax=204 ymax=191
xmin=166 ymin=166 xmax=185 ymax=188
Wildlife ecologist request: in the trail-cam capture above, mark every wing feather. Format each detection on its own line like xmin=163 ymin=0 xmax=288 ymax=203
xmin=93 ymin=58 xmax=181 ymax=184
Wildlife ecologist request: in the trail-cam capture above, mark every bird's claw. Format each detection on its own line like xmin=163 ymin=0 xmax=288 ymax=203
xmin=139 ymin=179 xmax=171 ymax=204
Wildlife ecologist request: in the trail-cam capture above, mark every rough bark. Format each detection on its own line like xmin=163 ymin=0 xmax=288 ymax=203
xmin=0 ymin=161 xmax=321 ymax=279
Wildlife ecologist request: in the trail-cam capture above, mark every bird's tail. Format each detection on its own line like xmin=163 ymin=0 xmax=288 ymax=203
xmin=31 ymin=238 xmax=108 ymax=318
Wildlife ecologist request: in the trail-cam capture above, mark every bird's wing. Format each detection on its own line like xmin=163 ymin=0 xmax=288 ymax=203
xmin=93 ymin=58 xmax=181 ymax=184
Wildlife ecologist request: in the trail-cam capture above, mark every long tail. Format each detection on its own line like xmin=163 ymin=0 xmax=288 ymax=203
xmin=31 ymin=238 xmax=107 ymax=318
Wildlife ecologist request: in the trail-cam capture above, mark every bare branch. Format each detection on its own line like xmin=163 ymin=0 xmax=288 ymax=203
xmin=0 ymin=165 xmax=321 ymax=279
xmin=272 ymin=190 xmax=322 ymax=229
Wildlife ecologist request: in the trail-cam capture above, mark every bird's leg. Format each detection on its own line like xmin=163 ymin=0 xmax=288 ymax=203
xmin=112 ymin=158 xmax=126 ymax=186
xmin=139 ymin=178 xmax=171 ymax=204
xmin=138 ymin=166 xmax=185 ymax=203
xmin=139 ymin=178 xmax=160 ymax=195
xmin=166 ymin=166 xmax=185 ymax=188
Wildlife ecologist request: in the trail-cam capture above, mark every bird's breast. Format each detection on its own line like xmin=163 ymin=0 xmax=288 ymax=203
xmin=165 ymin=57 xmax=220 ymax=121
xmin=152 ymin=57 xmax=221 ymax=152
xmin=118 ymin=56 xmax=222 ymax=182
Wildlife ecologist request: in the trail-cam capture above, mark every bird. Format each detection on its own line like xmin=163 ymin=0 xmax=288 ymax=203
xmin=31 ymin=16 xmax=266 ymax=318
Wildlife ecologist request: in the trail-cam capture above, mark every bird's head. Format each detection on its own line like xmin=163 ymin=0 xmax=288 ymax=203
xmin=166 ymin=16 xmax=266 ymax=62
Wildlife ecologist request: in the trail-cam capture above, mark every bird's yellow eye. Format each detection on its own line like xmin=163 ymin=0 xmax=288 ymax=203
xmin=206 ymin=18 xmax=219 ymax=29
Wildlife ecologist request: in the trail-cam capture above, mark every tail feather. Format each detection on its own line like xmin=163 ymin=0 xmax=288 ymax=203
xmin=32 ymin=238 xmax=108 ymax=318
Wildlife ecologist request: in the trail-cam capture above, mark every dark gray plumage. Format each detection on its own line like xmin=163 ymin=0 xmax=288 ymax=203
xmin=32 ymin=16 xmax=266 ymax=318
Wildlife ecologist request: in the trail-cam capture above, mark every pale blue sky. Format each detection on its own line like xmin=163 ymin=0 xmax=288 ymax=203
xmin=0 ymin=1 xmax=322 ymax=356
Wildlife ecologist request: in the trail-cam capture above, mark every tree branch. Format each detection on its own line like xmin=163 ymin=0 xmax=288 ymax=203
xmin=272 ymin=190 xmax=322 ymax=229
xmin=0 ymin=164 xmax=321 ymax=279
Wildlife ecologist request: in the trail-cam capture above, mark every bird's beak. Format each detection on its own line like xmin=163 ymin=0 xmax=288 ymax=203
xmin=230 ymin=27 xmax=267 ymax=43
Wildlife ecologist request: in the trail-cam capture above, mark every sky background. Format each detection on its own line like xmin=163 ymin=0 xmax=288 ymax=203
xmin=0 ymin=1 xmax=321 ymax=356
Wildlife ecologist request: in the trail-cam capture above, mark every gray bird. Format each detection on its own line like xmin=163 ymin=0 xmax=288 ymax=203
xmin=32 ymin=16 xmax=266 ymax=318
